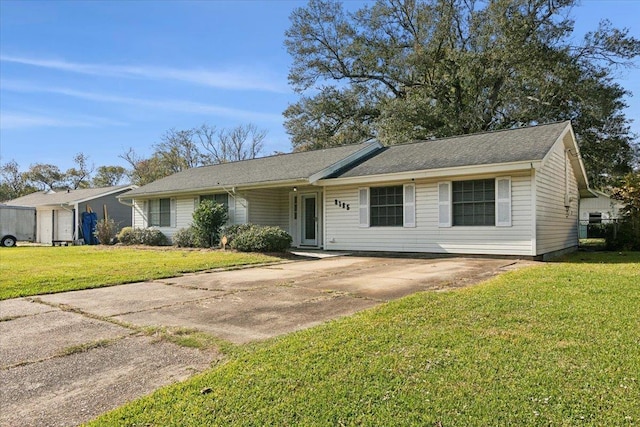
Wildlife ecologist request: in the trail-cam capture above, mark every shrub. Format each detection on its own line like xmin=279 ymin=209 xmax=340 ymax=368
xmin=116 ymin=227 xmax=169 ymax=246
xmin=192 ymin=200 xmax=228 ymax=248
xmin=607 ymin=172 xmax=640 ymax=250
xmin=604 ymin=221 xmax=640 ymax=251
xmin=139 ymin=228 xmax=170 ymax=246
xmin=230 ymin=225 xmax=292 ymax=253
xmin=95 ymin=219 xmax=118 ymax=245
xmin=173 ymin=227 xmax=198 ymax=248
xmin=221 ymin=224 xmax=254 ymax=245
xmin=116 ymin=227 xmax=137 ymax=245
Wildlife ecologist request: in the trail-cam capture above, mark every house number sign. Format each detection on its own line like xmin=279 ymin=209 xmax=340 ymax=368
xmin=334 ymin=199 xmax=350 ymax=210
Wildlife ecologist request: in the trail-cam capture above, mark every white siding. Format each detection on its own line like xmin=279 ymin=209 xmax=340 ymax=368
xmin=324 ymin=173 xmax=534 ymax=256
xmin=131 ymin=193 xmax=249 ymax=242
xmin=132 ymin=201 xmax=147 ymax=229
xmin=146 ymin=197 xmax=192 ymax=240
xmin=579 ymin=194 xmax=622 ymax=221
xmin=245 ymin=189 xmax=290 ymax=231
xmin=535 ymin=140 xmax=579 ymax=255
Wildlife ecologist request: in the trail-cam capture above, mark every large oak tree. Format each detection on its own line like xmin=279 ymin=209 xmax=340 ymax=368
xmin=284 ymin=0 xmax=639 ymax=187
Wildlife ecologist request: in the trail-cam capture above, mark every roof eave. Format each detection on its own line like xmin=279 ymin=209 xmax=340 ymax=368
xmin=317 ymin=160 xmax=540 ymax=186
xmin=121 ymin=178 xmax=309 ymax=199
xmin=74 ymin=185 xmax=138 ymax=204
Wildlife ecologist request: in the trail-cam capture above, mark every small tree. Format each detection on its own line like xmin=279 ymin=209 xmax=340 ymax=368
xmin=192 ymin=199 xmax=228 ymax=247
xmin=94 ymin=218 xmax=118 ymax=245
xmin=608 ymin=172 xmax=640 ymax=250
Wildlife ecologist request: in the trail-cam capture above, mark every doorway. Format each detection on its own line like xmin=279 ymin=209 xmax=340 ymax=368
xmin=301 ymin=194 xmax=318 ymax=246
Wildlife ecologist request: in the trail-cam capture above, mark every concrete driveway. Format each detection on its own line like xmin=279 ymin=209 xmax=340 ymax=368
xmin=0 ymin=254 xmax=529 ymax=426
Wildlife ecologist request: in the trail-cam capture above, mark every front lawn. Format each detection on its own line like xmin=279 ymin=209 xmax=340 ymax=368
xmin=87 ymin=251 xmax=640 ymax=426
xmin=0 ymin=246 xmax=281 ymax=300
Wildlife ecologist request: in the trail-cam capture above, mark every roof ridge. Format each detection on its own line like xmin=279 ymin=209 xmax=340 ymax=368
xmin=385 ymin=120 xmax=570 ymax=148
xmin=182 ymin=141 xmax=370 ymax=171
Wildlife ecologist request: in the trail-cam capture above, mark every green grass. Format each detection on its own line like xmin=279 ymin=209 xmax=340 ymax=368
xmin=0 ymin=246 xmax=281 ymax=300
xmin=86 ymin=251 xmax=640 ymax=426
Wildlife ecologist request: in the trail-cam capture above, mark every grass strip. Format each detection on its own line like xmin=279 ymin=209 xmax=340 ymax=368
xmin=0 ymin=246 xmax=281 ymax=300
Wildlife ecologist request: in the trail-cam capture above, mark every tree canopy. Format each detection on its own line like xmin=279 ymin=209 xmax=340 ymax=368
xmin=284 ymin=0 xmax=640 ymax=187
xmin=121 ymin=123 xmax=267 ymax=186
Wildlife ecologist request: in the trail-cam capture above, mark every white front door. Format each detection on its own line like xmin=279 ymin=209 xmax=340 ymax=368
xmin=301 ymin=194 xmax=318 ymax=246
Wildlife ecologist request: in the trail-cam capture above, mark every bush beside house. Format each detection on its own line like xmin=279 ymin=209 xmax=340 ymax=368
xmin=229 ymin=225 xmax=292 ymax=253
xmin=605 ymin=172 xmax=640 ymax=251
xmin=116 ymin=227 xmax=170 ymax=246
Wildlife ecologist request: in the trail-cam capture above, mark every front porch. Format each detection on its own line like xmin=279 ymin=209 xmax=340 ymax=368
xmin=241 ymin=186 xmax=323 ymax=249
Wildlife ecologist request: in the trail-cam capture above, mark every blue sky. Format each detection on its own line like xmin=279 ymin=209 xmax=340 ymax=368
xmin=1 ymin=0 xmax=639 ymax=173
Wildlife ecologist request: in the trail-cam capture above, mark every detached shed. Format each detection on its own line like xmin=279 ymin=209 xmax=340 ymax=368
xmin=7 ymin=185 xmax=136 ymax=244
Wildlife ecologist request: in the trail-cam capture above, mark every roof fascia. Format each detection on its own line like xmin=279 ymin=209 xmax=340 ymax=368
xmin=74 ymin=185 xmax=138 ymax=204
xmin=562 ymin=124 xmax=591 ymax=192
xmin=121 ymin=179 xmax=308 ymax=200
xmin=317 ymin=160 xmax=539 ymax=186
xmin=308 ymin=141 xmax=384 ymax=184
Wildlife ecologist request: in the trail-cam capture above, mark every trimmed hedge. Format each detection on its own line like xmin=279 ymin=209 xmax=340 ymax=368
xmin=172 ymin=227 xmax=198 ymax=248
xmin=229 ymin=225 xmax=292 ymax=253
xmin=116 ymin=227 xmax=170 ymax=246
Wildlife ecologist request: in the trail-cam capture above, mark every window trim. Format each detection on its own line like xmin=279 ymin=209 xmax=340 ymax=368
xmin=148 ymin=197 xmax=172 ymax=227
xmin=369 ymin=185 xmax=404 ymax=227
xmin=451 ymin=179 xmax=496 ymax=227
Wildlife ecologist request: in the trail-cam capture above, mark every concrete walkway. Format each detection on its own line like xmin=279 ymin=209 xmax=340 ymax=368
xmin=0 ymin=254 xmax=530 ymax=426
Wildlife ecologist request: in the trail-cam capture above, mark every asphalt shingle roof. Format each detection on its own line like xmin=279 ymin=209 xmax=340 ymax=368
xmin=124 ymin=143 xmax=369 ymax=197
xmin=7 ymin=185 xmax=134 ymax=207
xmin=334 ymin=121 xmax=570 ymax=178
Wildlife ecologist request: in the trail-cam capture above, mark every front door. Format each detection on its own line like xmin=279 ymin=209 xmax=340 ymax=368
xmin=301 ymin=194 xmax=317 ymax=246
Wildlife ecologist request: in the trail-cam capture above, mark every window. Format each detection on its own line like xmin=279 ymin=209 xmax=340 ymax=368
xmin=452 ymin=179 xmax=495 ymax=226
xmin=370 ymin=186 xmax=403 ymax=227
xmin=200 ymin=194 xmax=228 ymax=210
xmin=148 ymin=198 xmax=171 ymax=227
xmin=589 ymin=212 xmax=602 ymax=224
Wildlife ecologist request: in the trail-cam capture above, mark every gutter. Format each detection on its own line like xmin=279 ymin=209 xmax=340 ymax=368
xmin=316 ymin=160 xmax=541 ymax=186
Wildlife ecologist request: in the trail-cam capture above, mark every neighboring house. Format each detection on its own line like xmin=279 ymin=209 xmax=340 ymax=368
xmin=7 ymin=185 xmax=137 ymax=244
xmin=578 ymin=190 xmax=623 ymax=238
xmin=119 ymin=121 xmax=594 ymax=259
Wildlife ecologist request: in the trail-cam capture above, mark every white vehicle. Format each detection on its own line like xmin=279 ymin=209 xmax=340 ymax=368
xmin=0 ymin=205 xmax=36 ymax=247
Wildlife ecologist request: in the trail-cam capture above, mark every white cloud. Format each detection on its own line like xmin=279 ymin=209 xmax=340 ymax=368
xmin=1 ymin=79 xmax=283 ymax=123
xmin=0 ymin=112 xmax=125 ymax=130
xmin=0 ymin=54 xmax=288 ymax=93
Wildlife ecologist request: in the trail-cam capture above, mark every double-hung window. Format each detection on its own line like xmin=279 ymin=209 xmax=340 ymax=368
xmin=359 ymin=184 xmax=416 ymax=228
xmin=148 ymin=198 xmax=171 ymax=227
xmin=452 ymin=179 xmax=495 ymax=226
xmin=439 ymin=177 xmax=511 ymax=227
xmin=200 ymin=194 xmax=228 ymax=210
xmin=370 ymin=186 xmax=404 ymax=227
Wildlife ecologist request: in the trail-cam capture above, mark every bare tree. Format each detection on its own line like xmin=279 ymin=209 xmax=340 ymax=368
xmin=198 ymin=123 xmax=266 ymax=164
xmin=154 ymin=128 xmax=203 ymax=173
xmin=120 ymin=148 xmax=172 ymax=186
xmin=65 ymin=152 xmax=94 ymax=189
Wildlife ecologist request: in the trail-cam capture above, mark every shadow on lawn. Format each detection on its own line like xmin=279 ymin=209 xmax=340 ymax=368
xmin=554 ymin=250 xmax=640 ymax=264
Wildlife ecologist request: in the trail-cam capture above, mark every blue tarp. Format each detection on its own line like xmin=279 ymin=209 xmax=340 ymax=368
xmin=81 ymin=211 xmax=98 ymax=245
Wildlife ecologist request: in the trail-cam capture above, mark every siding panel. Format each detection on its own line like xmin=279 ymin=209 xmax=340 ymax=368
xmin=245 ymin=189 xmax=290 ymax=231
xmin=325 ymin=174 xmax=533 ymax=256
xmin=535 ymin=141 xmax=579 ymax=255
